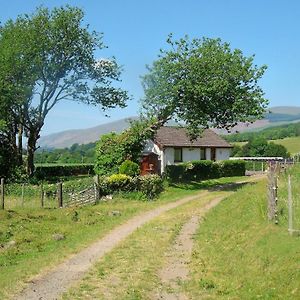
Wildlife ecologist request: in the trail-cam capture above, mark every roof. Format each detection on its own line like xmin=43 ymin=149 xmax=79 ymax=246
xmin=154 ymin=127 xmax=233 ymax=148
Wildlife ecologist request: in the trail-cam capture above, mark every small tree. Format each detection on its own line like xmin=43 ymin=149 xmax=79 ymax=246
xmin=94 ymin=119 xmax=155 ymax=175
xmin=0 ymin=6 xmax=129 ymax=175
xmin=141 ymin=35 xmax=268 ymax=137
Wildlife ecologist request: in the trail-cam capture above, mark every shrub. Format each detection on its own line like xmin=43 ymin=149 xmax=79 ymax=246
xmin=97 ymin=173 xmax=163 ymax=200
xmin=219 ymin=160 xmax=246 ymax=177
xmin=138 ymin=174 xmax=164 ymax=200
xmin=119 ymin=160 xmax=140 ymax=177
xmin=106 ymin=174 xmax=132 ymax=191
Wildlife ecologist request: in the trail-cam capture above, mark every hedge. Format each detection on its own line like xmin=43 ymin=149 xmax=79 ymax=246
xmin=165 ymin=160 xmax=245 ymax=182
xmin=34 ymin=164 xmax=94 ymax=180
xmin=98 ymin=174 xmax=163 ymax=200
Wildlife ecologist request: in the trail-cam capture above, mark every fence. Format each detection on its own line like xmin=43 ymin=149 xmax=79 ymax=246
xmin=0 ymin=176 xmax=102 ymax=210
xmin=267 ymin=162 xmax=300 ymax=235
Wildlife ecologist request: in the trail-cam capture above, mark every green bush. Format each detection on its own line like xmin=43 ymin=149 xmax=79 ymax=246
xmin=219 ymin=160 xmax=246 ymax=177
xmin=138 ymin=174 xmax=164 ymax=200
xmin=119 ymin=160 xmax=140 ymax=177
xmin=166 ymin=160 xmax=245 ymax=182
xmin=107 ymin=174 xmax=132 ymax=191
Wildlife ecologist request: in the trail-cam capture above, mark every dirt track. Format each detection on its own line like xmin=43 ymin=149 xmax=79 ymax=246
xmin=15 ymin=175 xmax=264 ymax=300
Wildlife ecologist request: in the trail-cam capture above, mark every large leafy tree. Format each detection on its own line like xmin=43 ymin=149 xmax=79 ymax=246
xmin=141 ymin=35 xmax=268 ymax=137
xmin=0 ymin=6 xmax=129 ymax=176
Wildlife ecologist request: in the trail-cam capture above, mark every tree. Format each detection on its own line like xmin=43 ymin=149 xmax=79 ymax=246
xmin=0 ymin=6 xmax=129 ymax=176
xmin=141 ymin=35 xmax=268 ymax=137
xmin=265 ymin=142 xmax=289 ymax=157
xmin=240 ymin=138 xmax=289 ymax=158
xmin=95 ymin=119 xmax=155 ymax=175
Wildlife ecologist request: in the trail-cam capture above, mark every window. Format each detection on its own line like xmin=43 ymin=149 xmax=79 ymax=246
xmin=200 ymin=148 xmax=206 ymax=160
xmin=174 ymin=148 xmax=182 ymax=162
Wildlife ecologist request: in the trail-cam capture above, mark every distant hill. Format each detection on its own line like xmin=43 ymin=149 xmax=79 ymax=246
xmin=38 ymin=117 xmax=138 ymax=149
xmin=219 ymin=106 xmax=300 ymax=134
xmin=39 ymin=106 xmax=300 ymax=149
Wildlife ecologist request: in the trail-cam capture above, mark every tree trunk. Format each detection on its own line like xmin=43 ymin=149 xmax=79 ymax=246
xmin=17 ymin=124 xmax=23 ymax=166
xmin=27 ymin=129 xmax=39 ymax=176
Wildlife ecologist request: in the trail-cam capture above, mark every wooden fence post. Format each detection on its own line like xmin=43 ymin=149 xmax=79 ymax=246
xmin=41 ymin=184 xmax=44 ymax=208
xmin=288 ymin=175 xmax=293 ymax=235
xmin=94 ymin=174 xmax=100 ymax=203
xmin=57 ymin=183 xmax=63 ymax=208
xmin=1 ymin=178 xmax=4 ymax=210
xmin=267 ymin=164 xmax=278 ymax=223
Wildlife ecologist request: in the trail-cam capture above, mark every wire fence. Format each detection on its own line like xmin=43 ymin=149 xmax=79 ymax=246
xmin=0 ymin=176 xmax=98 ymax=210
xmin=267 ymin=162 xmax=300 ymax=235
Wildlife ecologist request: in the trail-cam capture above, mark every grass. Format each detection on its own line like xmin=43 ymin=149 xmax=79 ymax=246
xmin=185 ymin=166 xmax=300 ymax=299
xmin=272 ymin=136 xmax=300 ymax=154
xmin=0 ymin=175 xmax=244 ymax=299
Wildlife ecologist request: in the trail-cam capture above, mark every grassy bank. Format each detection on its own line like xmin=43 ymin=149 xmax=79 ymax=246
xmin=0 ymin=176 xmax=243 ymax=299
xmin=185 ymin=166 xmax=300 ymax=299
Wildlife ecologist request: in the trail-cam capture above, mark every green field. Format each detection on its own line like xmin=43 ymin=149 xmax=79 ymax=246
xmin=272 ymin=136 xmax=300 ymax=154
xmin=233 ymin=136 xmax=300 ymax=155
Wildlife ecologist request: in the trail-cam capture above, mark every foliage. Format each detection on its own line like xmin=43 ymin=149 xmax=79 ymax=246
xmin=94 ymin=119 xmax=155 ymax=176
xmin=218 ymin=160 xmax=247 ymax=177
xmin=35 ymin=143 xmax=96 ymax=164
xmin=98 ymin=173 xmax=163 ymax=200
xmin=141 ymin=35 xmax=268 ymax=138
xmin=0 ymin=6 xmax=129 ymax=175
xmin=106 ymin=174 xmax=132 ymax=191
xmin=119 ymin=160 xmax=140 ymax=177
xmin=137 ymin=174 xmax=164 ymax=200
xmin=94 ymin=133 xmax=124 ymax=176
xmin=236 ymin=137 xmax=290 ymax=157
xmin=166 ymin=160 xmax=246 ymax=182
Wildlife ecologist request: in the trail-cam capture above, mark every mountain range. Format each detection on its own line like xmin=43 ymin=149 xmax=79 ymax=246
xmin=38 ymin=106 xmax=300 ymax=149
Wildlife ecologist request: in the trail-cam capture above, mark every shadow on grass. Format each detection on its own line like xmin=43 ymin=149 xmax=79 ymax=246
xmin=169 ymin=179 xmax=255 ymax=193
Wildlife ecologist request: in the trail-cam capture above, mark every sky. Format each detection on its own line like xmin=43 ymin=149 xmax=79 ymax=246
xmin=1 ymin=0 xmax=300 ymax=136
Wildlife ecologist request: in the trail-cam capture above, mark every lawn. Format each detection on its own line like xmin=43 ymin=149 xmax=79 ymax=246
xmin=0 ymin=176 xmax=244 ymax=299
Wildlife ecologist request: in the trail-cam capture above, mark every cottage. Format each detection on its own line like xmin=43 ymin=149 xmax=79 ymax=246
xmin=141 ymin=126 xmax=233 ymax=175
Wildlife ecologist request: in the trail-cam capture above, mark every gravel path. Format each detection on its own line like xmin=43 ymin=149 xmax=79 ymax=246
xmin=155 ymin=195 xmax=227 ymax=300
xmin=15 ymin=191 xmax=211 ymax=300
